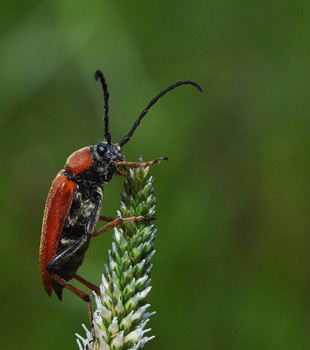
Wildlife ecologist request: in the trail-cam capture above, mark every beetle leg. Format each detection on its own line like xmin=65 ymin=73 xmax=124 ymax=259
xmin=117 ymin=156 xmax=168 ymax=169
xmin=87 ymin=195 xmax=155 ymax=237
xmin=99 ymin=215 xmax=115 ymax=222
xmin=50 ymin=274 xmax=95 ymax=337
xmin=50 ymin=274 xmax=92 ymax=302
xmin=46 ymin=236 xmax=97 ymax=336
xmin=115 ymin=168 xmax=129 ymax=177
xmin=74 ymin=274 xmax=100 ymax=295
xmin=91 ymin=216 xmax=156 ymax=237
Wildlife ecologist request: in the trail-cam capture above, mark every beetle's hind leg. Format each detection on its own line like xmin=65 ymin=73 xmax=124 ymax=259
xmin=50 ymin=273 xmax=96 ymax=338
xmin=74 ymin=274 xmax=100 ymax=295
xmin=46 ymin=235 xmax=98 ymax=337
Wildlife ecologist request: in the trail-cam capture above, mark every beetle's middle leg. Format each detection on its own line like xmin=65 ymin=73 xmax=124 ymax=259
xmin=99 ymin=215 xmax=154 ymax=223
xmin=99 ymin=215 xmax=115 ymax=222
xmin=88 ymin=196 xmax=155 ymax=238
xmin=92 ymin=216 xmax=156 ymax=237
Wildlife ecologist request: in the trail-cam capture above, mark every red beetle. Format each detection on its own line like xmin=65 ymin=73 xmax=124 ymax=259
xmin=39 ymin=70 xmax=202 ymax=327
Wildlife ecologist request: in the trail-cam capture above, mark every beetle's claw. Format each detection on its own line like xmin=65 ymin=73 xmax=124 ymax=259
xmin=143 ymin=216 xmax=157 ymax=221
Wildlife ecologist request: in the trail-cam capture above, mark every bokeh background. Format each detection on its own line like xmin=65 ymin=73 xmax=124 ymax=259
xmin=1 ymin=1 xmax=310 ymax=349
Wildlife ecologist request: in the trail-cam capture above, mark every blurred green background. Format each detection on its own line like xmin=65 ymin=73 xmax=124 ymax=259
xmin=1 ymin=1 xmax=310 ymax=349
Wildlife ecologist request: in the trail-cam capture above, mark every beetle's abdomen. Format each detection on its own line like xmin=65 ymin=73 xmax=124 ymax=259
xmin=51 ymin=183 xmax=103 ymax=299
xmin=51 ymin=239 xmax=91 ymax=300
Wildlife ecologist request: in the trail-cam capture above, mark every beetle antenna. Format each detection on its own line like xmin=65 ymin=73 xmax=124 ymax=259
xmin=119 ymin=80 xmax=203 ymax=147
xmin=95 ymin=70 xmax=112 ymax=145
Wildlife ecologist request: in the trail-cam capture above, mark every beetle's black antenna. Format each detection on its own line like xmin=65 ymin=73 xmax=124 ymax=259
xmin=95 ymin=70 xmax=112 ymax=145
xmin=119 ymin=80 xmax=203 ymax=147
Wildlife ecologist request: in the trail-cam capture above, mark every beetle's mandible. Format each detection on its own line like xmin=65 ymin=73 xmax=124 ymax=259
xmin=39 ymin=70 xmax=202 ymax=330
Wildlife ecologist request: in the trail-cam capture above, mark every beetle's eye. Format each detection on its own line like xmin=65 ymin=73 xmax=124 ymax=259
xmin=97 ymin=144 xmax=108 ymax=157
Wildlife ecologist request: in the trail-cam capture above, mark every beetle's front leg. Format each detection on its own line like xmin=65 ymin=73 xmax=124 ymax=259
xmin=117 ymin=156 xmax=168 ymax=169
xmin=115 ymin=167 xmax=129 ymax=177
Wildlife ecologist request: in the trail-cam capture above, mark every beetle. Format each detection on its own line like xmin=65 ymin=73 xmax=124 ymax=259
xmin=39 ymin=70 xmax=202 ymax=328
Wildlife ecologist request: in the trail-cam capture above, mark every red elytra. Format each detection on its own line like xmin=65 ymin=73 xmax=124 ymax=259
xmin=40 ymin=171 xmax=76 ymax=296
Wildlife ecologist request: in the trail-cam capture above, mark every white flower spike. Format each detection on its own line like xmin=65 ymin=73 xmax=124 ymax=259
xmin=76 ymin=165 xmax=157 ymax=349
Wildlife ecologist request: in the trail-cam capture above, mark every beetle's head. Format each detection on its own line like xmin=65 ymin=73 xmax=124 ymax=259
xmin=65 ymin=143 xmax=123 ymax=184
xmin=91 ymin=142 xmax=124 ymax=183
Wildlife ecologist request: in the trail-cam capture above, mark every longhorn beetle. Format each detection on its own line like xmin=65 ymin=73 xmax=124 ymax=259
xmin=39 ymin=70 xmax=202 ymax=331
